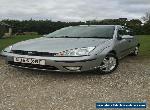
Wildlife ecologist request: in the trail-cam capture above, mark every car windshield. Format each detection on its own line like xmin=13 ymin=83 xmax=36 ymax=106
xmin=47 ymin=26 xmax=115 ymax=39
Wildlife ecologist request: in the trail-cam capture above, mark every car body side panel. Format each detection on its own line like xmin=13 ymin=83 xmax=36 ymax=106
xmin=128 ymin=35 xmax=139 ymax=52
xmin=113 ymin=26 xmax=139 ymax=59
xmin=114 ymin=39 xmax=130 ymax=58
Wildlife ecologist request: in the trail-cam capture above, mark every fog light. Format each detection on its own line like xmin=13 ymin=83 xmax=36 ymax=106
xmin=65 ymin=66 xmax=81 ymax=71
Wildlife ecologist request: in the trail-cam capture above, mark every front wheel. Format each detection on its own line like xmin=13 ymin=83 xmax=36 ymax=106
xmin=98 ymin=53 xmax=118 ymax=74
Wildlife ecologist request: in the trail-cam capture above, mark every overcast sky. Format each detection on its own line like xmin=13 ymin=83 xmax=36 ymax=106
xmin=0 ymin=0 xmax=150 ymax=21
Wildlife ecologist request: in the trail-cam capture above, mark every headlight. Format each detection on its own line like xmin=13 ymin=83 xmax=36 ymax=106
xmin=3 ymin=45 xmax=13 ymax=53
xmin=55 ymin=47 xmax=95 ymax=56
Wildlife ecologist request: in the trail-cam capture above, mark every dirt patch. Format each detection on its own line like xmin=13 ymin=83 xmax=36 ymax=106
xmin=0 ymin=56 xmax=150 ymax=110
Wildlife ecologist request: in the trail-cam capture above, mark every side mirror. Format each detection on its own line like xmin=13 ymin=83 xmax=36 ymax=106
xmin=117 ymin=30 xmax=125 ymax=40
xmin=117 ymin=36 xmax=122 ymax=40
xmin=118 ymin=30 xmax=124 ymax=35
xmin=122 ymin=35 xmax=134 ymax=39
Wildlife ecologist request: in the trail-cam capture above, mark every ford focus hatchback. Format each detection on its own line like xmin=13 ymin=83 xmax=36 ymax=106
xmin=1 ymin=25 xmax=140 ymax=74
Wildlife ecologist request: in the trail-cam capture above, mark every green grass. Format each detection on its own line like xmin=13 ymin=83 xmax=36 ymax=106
xmin=0 ymin=35 xmax=41 ymax=51
xmin=0 ymin=35 xmax=150 ymax=57
xmin=137 ymin=35 xmax=150 ymax=57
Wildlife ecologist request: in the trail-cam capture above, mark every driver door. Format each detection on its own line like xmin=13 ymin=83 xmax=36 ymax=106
xmin=116 ymin=28 xmax=131 ymax=58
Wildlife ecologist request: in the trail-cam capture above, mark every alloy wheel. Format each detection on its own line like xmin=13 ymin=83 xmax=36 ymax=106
xmin=100 ymin=55 xmax=118 ymax=73
xmin=134 ymin=47 xmax=139 ymax=55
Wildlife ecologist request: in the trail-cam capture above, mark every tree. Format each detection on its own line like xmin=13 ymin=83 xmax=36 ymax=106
xmin=0 ymin=22 xmax=11 ymax=38
xmin=142 ymin=12 xmax=150 ymax=23
xmin=141 ymin=12 xmax=150 ymax=34
xmin=126 ymin=19 xmax=142 ymax=35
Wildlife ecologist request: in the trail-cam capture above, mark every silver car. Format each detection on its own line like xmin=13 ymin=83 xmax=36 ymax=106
xmin=1 ymin=25 xmax=140 ymax=74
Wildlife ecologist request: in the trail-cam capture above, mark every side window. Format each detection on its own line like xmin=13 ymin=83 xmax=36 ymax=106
xmin=126 ymin=29 xmax=134 ymax=36
xmin=118 ymin=28 xmax=126 ymax=37
xmin=126 ymin=30 xmax=130 ymax=35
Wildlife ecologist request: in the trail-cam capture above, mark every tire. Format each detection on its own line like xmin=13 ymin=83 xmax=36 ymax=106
xmin=130 ymin=46 xmax=139 ymax=56
xmin=96 ymin=53 xmax=119 ymax=74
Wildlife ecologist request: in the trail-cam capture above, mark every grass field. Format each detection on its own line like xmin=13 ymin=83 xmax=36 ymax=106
xmin=0 ymin=35 xmax=150 ymax=57
xmin=137 ymin=35 xmax=150 ymax=57
xmin=0 ymin=35 xmax=41 ymax=51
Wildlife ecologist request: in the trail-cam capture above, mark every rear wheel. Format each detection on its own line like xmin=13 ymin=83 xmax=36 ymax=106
xmin=97 ymin=53 xmax=118 ymax=74
xmin=130 ymin=46 xmax=139 ymax=56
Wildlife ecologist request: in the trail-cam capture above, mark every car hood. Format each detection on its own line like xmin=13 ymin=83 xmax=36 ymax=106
xmin=12 ymin=37 xmax=109 ymax=53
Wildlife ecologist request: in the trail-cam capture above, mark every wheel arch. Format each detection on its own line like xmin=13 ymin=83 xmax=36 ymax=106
xmin=108 ymin=50 xmax=117 ymax=56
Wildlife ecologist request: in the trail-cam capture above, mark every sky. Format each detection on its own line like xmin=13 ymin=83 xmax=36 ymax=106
xmin=0 ymin=0 xmax=150 ymax=21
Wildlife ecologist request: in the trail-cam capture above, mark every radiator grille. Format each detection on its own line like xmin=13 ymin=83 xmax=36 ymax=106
xmin=12 ymin=50 xmax=57 ymax=57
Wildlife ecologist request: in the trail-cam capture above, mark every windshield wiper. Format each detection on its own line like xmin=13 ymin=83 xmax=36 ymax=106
xmin=48 ymin=36 xmax=70 ymax=38
xmin=47 ymin=36 xmax=70 ymax=38
xmin=53 ymin=36 xmax=82 ymax=38
xmin=59 ymin=36 xmax=70 ymax=38
xmin=48 ymin=36 xmax=111 ymax=39
xmin=84 ymin=36 xmax=111 ymax=39
xmin=57 ymin=36 xmax=111 ymax=38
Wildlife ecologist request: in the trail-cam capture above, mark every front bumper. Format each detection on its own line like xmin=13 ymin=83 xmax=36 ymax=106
xmin=1 ymin=51 xmax=105 ymax=72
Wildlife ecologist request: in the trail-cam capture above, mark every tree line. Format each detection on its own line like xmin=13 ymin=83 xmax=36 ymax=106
xmin=0 ymin=13 xmax=150 ymax=37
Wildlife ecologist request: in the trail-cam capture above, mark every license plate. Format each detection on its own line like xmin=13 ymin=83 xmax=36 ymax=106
xmin=14 ymin=57 xmax=45 ymax=65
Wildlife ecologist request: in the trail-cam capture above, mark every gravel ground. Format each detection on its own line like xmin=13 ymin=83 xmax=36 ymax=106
xmin=0 ymin=56 xmax=150 ymax=110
